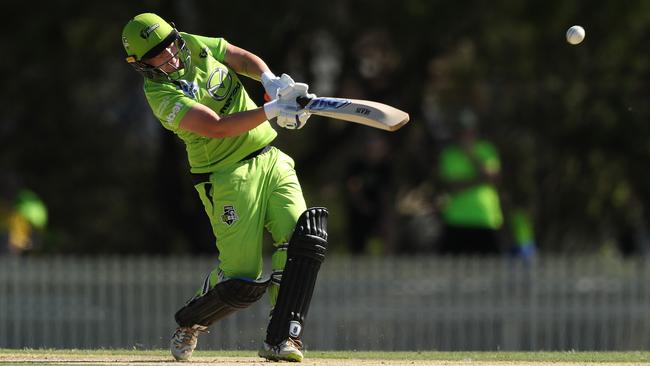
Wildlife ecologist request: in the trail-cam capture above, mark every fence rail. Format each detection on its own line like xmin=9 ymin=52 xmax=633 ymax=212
xmin=1 ymin=255 xmax=649 ymax=350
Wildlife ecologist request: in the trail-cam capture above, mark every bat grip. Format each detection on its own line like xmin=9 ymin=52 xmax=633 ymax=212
xmin=296 ymin=96 xmax=312 ymax=109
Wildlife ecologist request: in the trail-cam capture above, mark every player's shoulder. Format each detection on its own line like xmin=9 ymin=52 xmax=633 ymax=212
xmin=178 ymin=32 xmax=202 ymax=55
xmin=143 ymin=78 xmax=175 ymax=92
xmin=179 ymin=32 xmax=201 ymax=45
xmin=181 ymin=32 xmax=228 ymax=59
xmin=142 ymin=79 xmax=178 ymax=102
xmin=181 ymin=32 xmax=227 ymax=50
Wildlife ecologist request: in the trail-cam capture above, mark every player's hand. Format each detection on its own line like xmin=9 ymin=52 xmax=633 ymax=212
xmin=263 ymin=100 xmax=311 ymax=130
xmin=261 ymin=71 xmax=293 ymax=100
xmin=276 ymin=76 xmax=313 ymax=100
xmin=276 ymin=82 xmax=315 ymax=129
xmin=263 ymin=75 xmax=316 ymax=129
xmin=277 ymin=108 xmax=311 ymax=130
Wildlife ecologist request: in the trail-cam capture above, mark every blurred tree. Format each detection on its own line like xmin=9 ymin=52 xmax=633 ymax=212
xmin=3 ymin=0 xmax=650 ymax=254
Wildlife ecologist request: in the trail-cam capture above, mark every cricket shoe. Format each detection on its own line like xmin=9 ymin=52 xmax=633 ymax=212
xmin=258 ymin=337 xmax=304 ymax=362
xmin=170 ymin=324 xmax=207 ymax=361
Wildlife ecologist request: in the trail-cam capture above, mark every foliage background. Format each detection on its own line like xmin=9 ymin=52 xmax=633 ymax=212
xmin=4 ymin=0 xmax=650 ymax=255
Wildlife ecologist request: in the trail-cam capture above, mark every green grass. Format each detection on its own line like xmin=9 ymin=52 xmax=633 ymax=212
xmin=1 ymin=349 xmax=650 ymax=362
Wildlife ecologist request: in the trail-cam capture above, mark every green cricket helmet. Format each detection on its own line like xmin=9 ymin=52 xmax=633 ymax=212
xmin=122 ymin=13 xmax=191 ymax=82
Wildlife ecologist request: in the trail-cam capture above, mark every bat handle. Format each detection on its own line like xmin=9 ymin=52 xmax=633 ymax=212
xmin=296 ymin=96 xmax=312 ymax=109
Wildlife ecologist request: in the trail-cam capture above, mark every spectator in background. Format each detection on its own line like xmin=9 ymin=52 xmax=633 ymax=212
xmin=0 ymin=186 xmax=48 ymax=255
xmin=507 ymin=207 xmax=536 ymax=262
xmin=344 ymin=131 xmax=394 ymax=254
xmin=613 ymin=187 xmax=650 ymax=257
xmin=435 ymin=109 xmax=504 ymax=255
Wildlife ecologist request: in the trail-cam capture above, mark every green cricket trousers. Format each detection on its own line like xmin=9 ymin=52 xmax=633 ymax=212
xmin=192 ymin=146 xmax=306 ymax=306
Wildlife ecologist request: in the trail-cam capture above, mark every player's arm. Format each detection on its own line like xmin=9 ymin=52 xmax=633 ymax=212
xmin=223 ymin=44 xmax=270 ymax=81
xmin=179 ymin=94 xmax=310 ymax=137
xmin=179 ymin=103 xmax=269 ymax=138
xmin=223 ymin=43 xmax=307 ymax=101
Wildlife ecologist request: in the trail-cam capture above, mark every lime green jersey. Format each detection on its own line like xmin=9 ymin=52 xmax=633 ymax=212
xmin=439 ymin=140 xmax=503 ymax=229
xmin=143 ymin=33 xmax=277 ymax=173
xmin=509 ymin=208 xmax=535 ymax=246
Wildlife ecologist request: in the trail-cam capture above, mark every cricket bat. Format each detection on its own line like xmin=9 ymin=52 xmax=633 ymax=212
xmin=296 ymin=96 xmax=410 ymax=132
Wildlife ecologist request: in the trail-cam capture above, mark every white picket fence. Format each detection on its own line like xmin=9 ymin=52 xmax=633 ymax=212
xmin=1 ymin=255 xmax=649 ymax=351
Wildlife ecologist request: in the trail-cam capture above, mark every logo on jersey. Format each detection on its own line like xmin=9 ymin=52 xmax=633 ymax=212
xmin=221 ymin=205 xmax=239 ymax=226
xmin=207 ymin=67 xmax=232 ymax=101
xmin=200 ymin=47 xmax=209 ymax=58
xmin=140 ymin=23 xmax=160 ymax=39
xmin=176 ymin=80 xmax=199 ymax=99
xmin=166 ymin=102 xmax=183 ymax=124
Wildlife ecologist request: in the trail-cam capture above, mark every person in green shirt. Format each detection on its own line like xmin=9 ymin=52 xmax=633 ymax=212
xmin=0 ymin=187 xmax=48 ymax=255
xmin=508 ymin=207 xmax=536 ymax=261
xmin=122 ymin=13 xmax=329 ymax=362
xmin=436 ymin=109 xmax=504 ymax=255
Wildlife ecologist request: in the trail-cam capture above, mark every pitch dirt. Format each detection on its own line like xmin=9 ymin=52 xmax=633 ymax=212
xmin=1 ymin=353 xmax=649 ymax=366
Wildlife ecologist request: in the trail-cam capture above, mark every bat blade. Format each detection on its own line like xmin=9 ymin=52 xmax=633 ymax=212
xmin=298 ymin=97 xmax=410 ymax=131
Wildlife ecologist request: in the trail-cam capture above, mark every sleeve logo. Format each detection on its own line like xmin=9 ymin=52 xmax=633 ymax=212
xmin=166 ymin=102 xmax=183 ymax=123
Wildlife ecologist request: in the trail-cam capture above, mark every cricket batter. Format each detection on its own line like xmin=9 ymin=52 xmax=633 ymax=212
xmin=122 ymin=13 xmax=329 ymax=362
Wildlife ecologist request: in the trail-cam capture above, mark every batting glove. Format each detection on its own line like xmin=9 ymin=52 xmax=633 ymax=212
xmin=278 ymin=109 xmax=311 ymax=130
xmin=261 ymin=71 xmax=293 ymax=100
xmin=263 ymin=99 xmax=312 ymax=130
xmin=263 ymin=75 xmax=316 ymax=130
